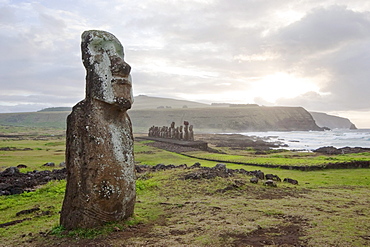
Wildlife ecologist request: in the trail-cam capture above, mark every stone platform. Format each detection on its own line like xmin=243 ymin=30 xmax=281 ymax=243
xmin=136 ymin=136 xmax=208 ymax=151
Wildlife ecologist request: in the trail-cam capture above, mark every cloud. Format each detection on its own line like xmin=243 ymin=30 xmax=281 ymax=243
xmin=260 ymin=5 xmax=370 ymax=112
xmin=0 ymin=0 xmax=370 ymax=127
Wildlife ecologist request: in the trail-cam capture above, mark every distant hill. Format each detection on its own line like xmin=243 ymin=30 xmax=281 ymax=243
xmin=0 ymin=95 xmax=357 ymax=132
xmin=132 ymin=95 xmax=209 ymax=110
xmin=0 ymin=111 xmax=69 ymax=129
xmin=310 ymin=112 xmax=357 ymax=130
xmin=38 ymin=107 xmax=72 ymax=112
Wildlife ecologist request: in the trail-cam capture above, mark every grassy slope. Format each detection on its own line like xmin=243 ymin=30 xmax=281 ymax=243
xmin=0 ymin=137 xmax=369 ymax=246
xmin=0 ymin=112 xmax=69 ymax=129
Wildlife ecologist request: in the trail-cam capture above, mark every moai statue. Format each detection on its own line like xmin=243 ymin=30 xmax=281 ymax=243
xmin=189 ymin=125 xmax=194 ymax=141
xmin=174 ymin=126 xmax=179 ymax=139
xmin=183 ymin=121 xmax=189 ymax=141
xmin=60 ymin=30 xmax=135 ymax=230
xmin=148 ymin=126 xmax=154 ymax=137
xmin=160 ymin=126 xmax=165 ymax=138
xmin=165 ymin=126 xmax=169 ymax=138
xmin=170 ymin=122 xmax=175 ymax=139
xmin=179 ymin=125 xmax=183 ymax=140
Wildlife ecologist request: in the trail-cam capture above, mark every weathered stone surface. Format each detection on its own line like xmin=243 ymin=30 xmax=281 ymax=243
xmin=60 ymin=30 xmax=135 ymax=230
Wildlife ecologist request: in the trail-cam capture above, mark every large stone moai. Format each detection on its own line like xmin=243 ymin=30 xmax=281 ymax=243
xmin=60 ymin=30 xmax=136 ymax=230
xmin=189 ymin=125 xmax=194 ymax=141
xmin=183 ymin=121 xmax=189 ymax=141
xmin=179 ymin=125 xmax=183 ymax=140
xmin=170 ymin=122 xmax=175 ymax=139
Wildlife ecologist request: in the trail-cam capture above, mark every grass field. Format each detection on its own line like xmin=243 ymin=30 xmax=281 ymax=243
xmin=0 ymin=129 xmax=370 ymax=246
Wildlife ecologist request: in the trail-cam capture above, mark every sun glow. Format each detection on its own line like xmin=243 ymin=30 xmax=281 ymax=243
xmin=251 ymin=73 xmax=320 ymax=102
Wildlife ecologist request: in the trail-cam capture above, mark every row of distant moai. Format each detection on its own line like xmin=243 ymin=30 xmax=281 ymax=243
xmin=148 ymin=121 xmax=194 ymax=141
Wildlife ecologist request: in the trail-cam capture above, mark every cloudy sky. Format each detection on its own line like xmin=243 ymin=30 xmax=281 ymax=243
xmin=1 ymin=0 xmax=370 ymax=127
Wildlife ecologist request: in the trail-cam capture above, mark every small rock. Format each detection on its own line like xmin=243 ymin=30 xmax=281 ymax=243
xmin=43 ymin=162 xmax=55 ymax=167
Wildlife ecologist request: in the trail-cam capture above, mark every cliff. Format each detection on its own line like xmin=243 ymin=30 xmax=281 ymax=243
xmin=310 ymin=112 xmax=357 ymax=130
xmin=130 ymin=106 xmax=323 ymax=133
xmin=1 ymin=96 xmax=357 ymax=132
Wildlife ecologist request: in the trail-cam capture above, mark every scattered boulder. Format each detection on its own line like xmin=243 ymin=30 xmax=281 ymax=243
xmin=265 ymin=174 xmax=281 ymax=182
xmin=0 ymin=167 xmax=66 ymax=196
xmin=1 ymin=167 xmax=20 ymax=176
xmin=17 ymin=164 xmax=27 ymax=169
xmin=264 ymin=180 xmax=277 ymax=187
xmin=190 ymin=162 xmax=202 ymax=168
xmin=250 ymin=177 xmax=259 ymax=184
xmin=251 ymin=170 xmax=264 ymax=180
xmin=184 ymin=163 xmax=234 ymax=180
xmin=283 ymin=178 xmax=298 ymax=185
xmin=43 ymin=162 xmax=55 ymax=167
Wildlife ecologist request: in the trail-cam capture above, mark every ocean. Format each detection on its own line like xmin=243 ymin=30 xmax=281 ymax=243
xmin=239 ymin=129 xmax=370 ymax=151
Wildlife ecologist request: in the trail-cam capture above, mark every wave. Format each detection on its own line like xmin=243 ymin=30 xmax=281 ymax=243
xmin=239 ymin=129 xmax=370 ymax=151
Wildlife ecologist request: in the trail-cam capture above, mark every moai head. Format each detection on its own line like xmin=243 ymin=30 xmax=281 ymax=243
xmin=81 ymin=30 xmax=133 ymax=110
xmin=189 ymin=125 xmax=193 ymax=131
xmin=171 ymin=122 xmax=175 ymax=128
xmin=184 ymin=121 xmax=189 ymax=126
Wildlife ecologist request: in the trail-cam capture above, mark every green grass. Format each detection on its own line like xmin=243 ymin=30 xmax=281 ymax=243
xmin=0 ymin=180 xmax=66 ymax=246
xmin=134 ymin=141 xmax=216 ymax=167
xmin=0 ymin=125 xmax=65 ymax=136
xmin=0 ymin=138 xmax=65 ymax=172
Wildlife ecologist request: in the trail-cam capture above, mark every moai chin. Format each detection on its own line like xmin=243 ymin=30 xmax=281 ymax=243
xmin=60 ymin=30 xmax=135 ymax=230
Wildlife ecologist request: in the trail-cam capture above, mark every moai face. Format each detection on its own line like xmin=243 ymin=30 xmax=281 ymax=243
xmin=82 ymin=30 xmax=133 ymax=110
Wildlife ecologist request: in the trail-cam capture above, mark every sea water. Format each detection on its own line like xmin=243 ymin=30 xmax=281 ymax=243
xmin=239 ymin=129 xmax=370 ymax=151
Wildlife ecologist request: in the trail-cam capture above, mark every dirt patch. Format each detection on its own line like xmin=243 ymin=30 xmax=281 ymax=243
xmin=36 ymin=216 xmax=168 ymax=247
xmin=225 ymin=224 xmax=303 ymax=247
xmin=223 ymin=215 xmax=308 ymax=247
xmin=251 ymin=187 xmax=307 ymax=200
xmin=145 ymin=140 xmax=203 ymax=153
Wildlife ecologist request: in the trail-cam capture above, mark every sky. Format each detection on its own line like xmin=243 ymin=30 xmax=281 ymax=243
xmin=1 ymin=0 xmax=370 ymax=128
